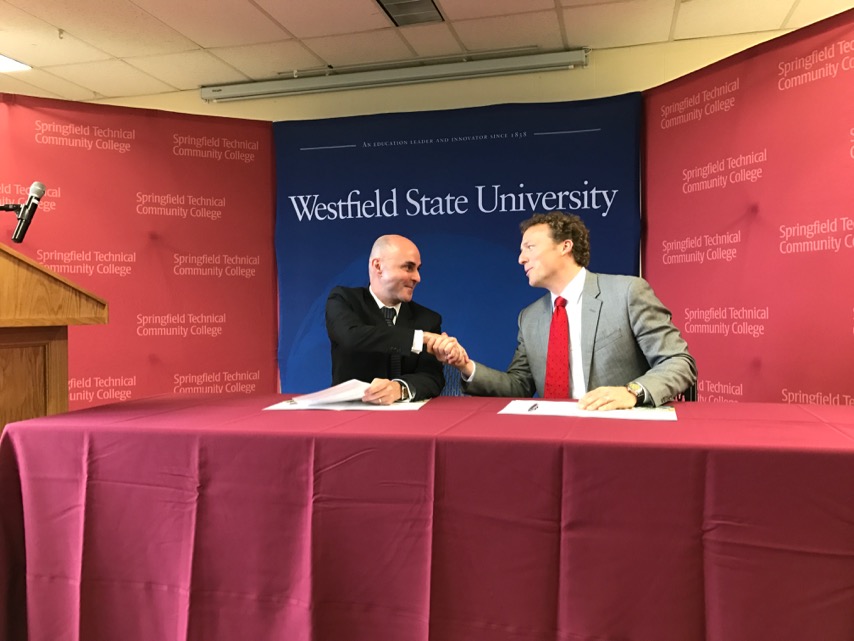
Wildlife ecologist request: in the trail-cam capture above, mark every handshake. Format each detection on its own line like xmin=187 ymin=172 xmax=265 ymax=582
xmin=423 ymin=331 xmax=472 ymax=375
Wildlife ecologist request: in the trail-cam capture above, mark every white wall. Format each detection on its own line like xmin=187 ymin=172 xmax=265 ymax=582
xmin=92 ymin=32 xmax=785 ymax=121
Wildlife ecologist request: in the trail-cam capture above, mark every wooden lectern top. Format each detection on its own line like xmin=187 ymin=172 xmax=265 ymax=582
xmin=0 ymin=242 xmax=108 ymax=327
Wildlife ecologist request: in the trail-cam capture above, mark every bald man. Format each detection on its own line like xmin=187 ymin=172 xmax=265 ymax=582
xmin=325 ymin=234 xmax=462 ymax=405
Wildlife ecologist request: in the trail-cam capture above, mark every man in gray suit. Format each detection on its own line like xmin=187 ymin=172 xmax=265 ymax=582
xmin=437 ymin=212 xmax=696 ymax=410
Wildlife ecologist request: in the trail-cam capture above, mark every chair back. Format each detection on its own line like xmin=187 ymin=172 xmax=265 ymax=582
xmin=675 ymin=382 xmax=698 ymax=402
xmin=441 ymin=364 xmax=465 ymax=396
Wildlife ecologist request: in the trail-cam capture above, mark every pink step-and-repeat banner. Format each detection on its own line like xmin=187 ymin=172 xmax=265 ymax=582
xmin=644 ymin=9 xmax=854 ymax=404
xmin=0 ymin=95 xmax=277 ymax=409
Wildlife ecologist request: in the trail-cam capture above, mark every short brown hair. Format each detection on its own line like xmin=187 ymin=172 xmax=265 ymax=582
xmin=520 ymin=212 xmax=591 ymax=267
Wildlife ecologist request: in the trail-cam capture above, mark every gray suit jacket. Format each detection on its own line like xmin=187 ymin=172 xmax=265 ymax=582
xmin=463 ymin=272 xmax=697 ymax=406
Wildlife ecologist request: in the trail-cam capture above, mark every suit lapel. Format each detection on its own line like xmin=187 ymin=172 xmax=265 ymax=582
xmin=362 ymin=287 xmax=389 ymax=325
xmin=525 ymin=295 xmax=551 ymax=394
xmin=396 ymin=302 xmax=414 ymax=328
xmin=533 ymin=295 xmax=551 ymax=353
xmin=580 ymin=271 xmax=602 ymax=388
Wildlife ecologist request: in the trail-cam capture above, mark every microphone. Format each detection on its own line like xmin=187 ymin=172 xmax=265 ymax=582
xmin=12 ymin=181 xmax=46 ymax=243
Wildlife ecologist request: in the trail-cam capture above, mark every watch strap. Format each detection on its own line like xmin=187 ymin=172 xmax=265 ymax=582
xmin=395 ymin=379 xmax=413 ymax=402
xmin=627 ymin=382 xmax=645 ymax=405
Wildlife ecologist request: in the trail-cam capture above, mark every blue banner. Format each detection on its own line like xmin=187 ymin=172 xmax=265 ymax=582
xmin=274 ymin=94 xmax=642 ymax=392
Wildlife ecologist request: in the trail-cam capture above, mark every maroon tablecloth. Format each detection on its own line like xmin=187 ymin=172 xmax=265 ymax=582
xmin=2 ymin=395 xmax=854 ymax=641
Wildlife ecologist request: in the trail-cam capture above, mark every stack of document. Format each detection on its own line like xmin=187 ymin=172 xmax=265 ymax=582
xmin=290 ymin=379 xmax=371 ymax=405
xmin=265 ymin=379 xmax=427 ymax=411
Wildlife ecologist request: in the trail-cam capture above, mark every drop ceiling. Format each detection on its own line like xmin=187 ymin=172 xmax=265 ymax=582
xmin=0 ymin=0 xmax=850 ymax=102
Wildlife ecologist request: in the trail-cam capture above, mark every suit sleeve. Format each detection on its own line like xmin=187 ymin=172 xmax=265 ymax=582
xmin=325 ymin=287 xmax=416 ymax=354
xmin=628 ymin=278 xmax=697 ymax=405
xmin=400 ymin=311 xmax=445 ymax=401
xmin=462 ymin=312 xmax=537 ymax=398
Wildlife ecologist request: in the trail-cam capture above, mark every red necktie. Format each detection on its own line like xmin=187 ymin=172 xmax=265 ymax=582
xmin=544 ymin=296 xmax=569 ymax=399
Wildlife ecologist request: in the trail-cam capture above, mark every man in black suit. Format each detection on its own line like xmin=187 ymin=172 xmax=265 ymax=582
xmin=325 ymin=234 xmax=462 ymax=405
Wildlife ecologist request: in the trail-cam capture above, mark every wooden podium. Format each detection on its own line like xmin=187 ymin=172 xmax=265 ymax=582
xmin=0 ymin=243 xmax=108 ymax=429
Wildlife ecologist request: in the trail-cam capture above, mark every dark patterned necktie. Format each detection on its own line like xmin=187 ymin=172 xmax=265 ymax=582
xmin=544 ymin=296 xmax=569 ymax=398
xmin=382 ymin=307 xmax=401 ymax=378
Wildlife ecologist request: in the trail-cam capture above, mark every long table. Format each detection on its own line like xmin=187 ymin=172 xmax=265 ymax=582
xmin=1 ymin=395 xmax=854 ymax=641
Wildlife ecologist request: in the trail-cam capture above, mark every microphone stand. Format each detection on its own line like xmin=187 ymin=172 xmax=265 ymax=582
xmin=2 ymin=205 xmax=24 ymax=244
xmin=1 ymin=203 xmax=24 ymax=229
xmin=1 ymin=203 xmax=23 ymax=215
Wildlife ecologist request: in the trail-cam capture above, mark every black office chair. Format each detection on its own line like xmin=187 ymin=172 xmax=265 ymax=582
xmin=441 ymin=363 xmax=465 ymax=396
xmin=675 ymin=381 xmax=698 ymax=402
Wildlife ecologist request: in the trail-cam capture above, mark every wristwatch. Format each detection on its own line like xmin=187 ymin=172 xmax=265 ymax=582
xmin=626 ymin=381 xmax=645 ymax=405
xmin=397 ymin=380 xmax=413 ymax=402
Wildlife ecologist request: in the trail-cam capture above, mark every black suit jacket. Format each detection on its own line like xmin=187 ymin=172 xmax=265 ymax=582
xmin=325 ymin=286 xmax=445 ymax=400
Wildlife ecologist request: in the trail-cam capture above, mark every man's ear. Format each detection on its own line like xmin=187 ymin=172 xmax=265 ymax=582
xmin=370 ymin=257 xmax=382 ymax=274
xmin=561 ymin=240 xmax=574 ymax=256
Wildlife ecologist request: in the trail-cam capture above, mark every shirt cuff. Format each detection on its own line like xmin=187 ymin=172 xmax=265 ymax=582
xmin=394 ymin=379 xmax=414 ymax=402
xmin=462 ymin=362 xmax=476 ymax=383
xmin=411 ymin=329 xmax=423 ymax=354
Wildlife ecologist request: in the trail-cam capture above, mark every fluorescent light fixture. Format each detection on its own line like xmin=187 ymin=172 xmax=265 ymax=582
xmin=201 ymin=50 xmax=588 ymax=102
xmin=0 ymin=55 xmax=30 ymax=72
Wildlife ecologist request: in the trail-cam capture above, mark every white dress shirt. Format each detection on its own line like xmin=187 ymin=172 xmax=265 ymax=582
xmin=368 ymin=287 xmax=423 ymax=353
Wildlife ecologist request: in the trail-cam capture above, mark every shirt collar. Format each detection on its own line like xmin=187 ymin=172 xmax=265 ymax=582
xmin=551 ymin=267 xmax=586 ymax=307
xmin=369 ymin=287 xmax=401 ymax=315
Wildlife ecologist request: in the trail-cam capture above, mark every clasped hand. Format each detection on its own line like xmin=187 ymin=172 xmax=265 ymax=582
xmin=423 ymin=332 xmax=468 ymax=367
xmin=362 ymin=333 xmax=469 ymax=405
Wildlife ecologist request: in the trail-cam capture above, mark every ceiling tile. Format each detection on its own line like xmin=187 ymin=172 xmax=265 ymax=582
xmin=399 ymin=23 xmax=464 ymax=58
xmin=453 ymin=11 xmax=565 ymax=52
xmin=559 ymin=0 xmax=638 ymax=6
xmin=675 ymin=0 xmax=796 ymax=40
xmin=127 ymin=51 xmax=249 ymax=90
xmin=130 ymin=0 xmax=291 ymax=48
xmin=438 ymin=0 xmax=555 ymax=21
xmin=0 ymin=2 xmax=110 ymax=66
xmin=211 ymin=41 xmax=327 ymax=79
xmin=5 ymin=0 xmax=196 ymax=57
xmin=563 ymin=0 xmax=674 ymax=49
xmin=44 ymin=59 xmax=177 ymax=98
xmin=304 ymin=30 xmax=414 ymax=67
xmin=254 ymin=0 xmax=391 ymax=38
xmin=786 ymin=0 xmax=853 ymax=29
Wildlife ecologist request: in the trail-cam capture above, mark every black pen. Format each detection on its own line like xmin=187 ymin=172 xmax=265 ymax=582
xmin=528 ymin=403 xmax=539 ymax=412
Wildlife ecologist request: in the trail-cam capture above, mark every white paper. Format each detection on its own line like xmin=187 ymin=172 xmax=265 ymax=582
xmin=264 ymin=399 xmax=429 ymax=411
xmin=291 ymin=379 xmax=371 ymax=405
xmin=498 ymin=399 xmax=677 ymax=421
xmin=263 ymin=379 xmax=429 ymax=411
